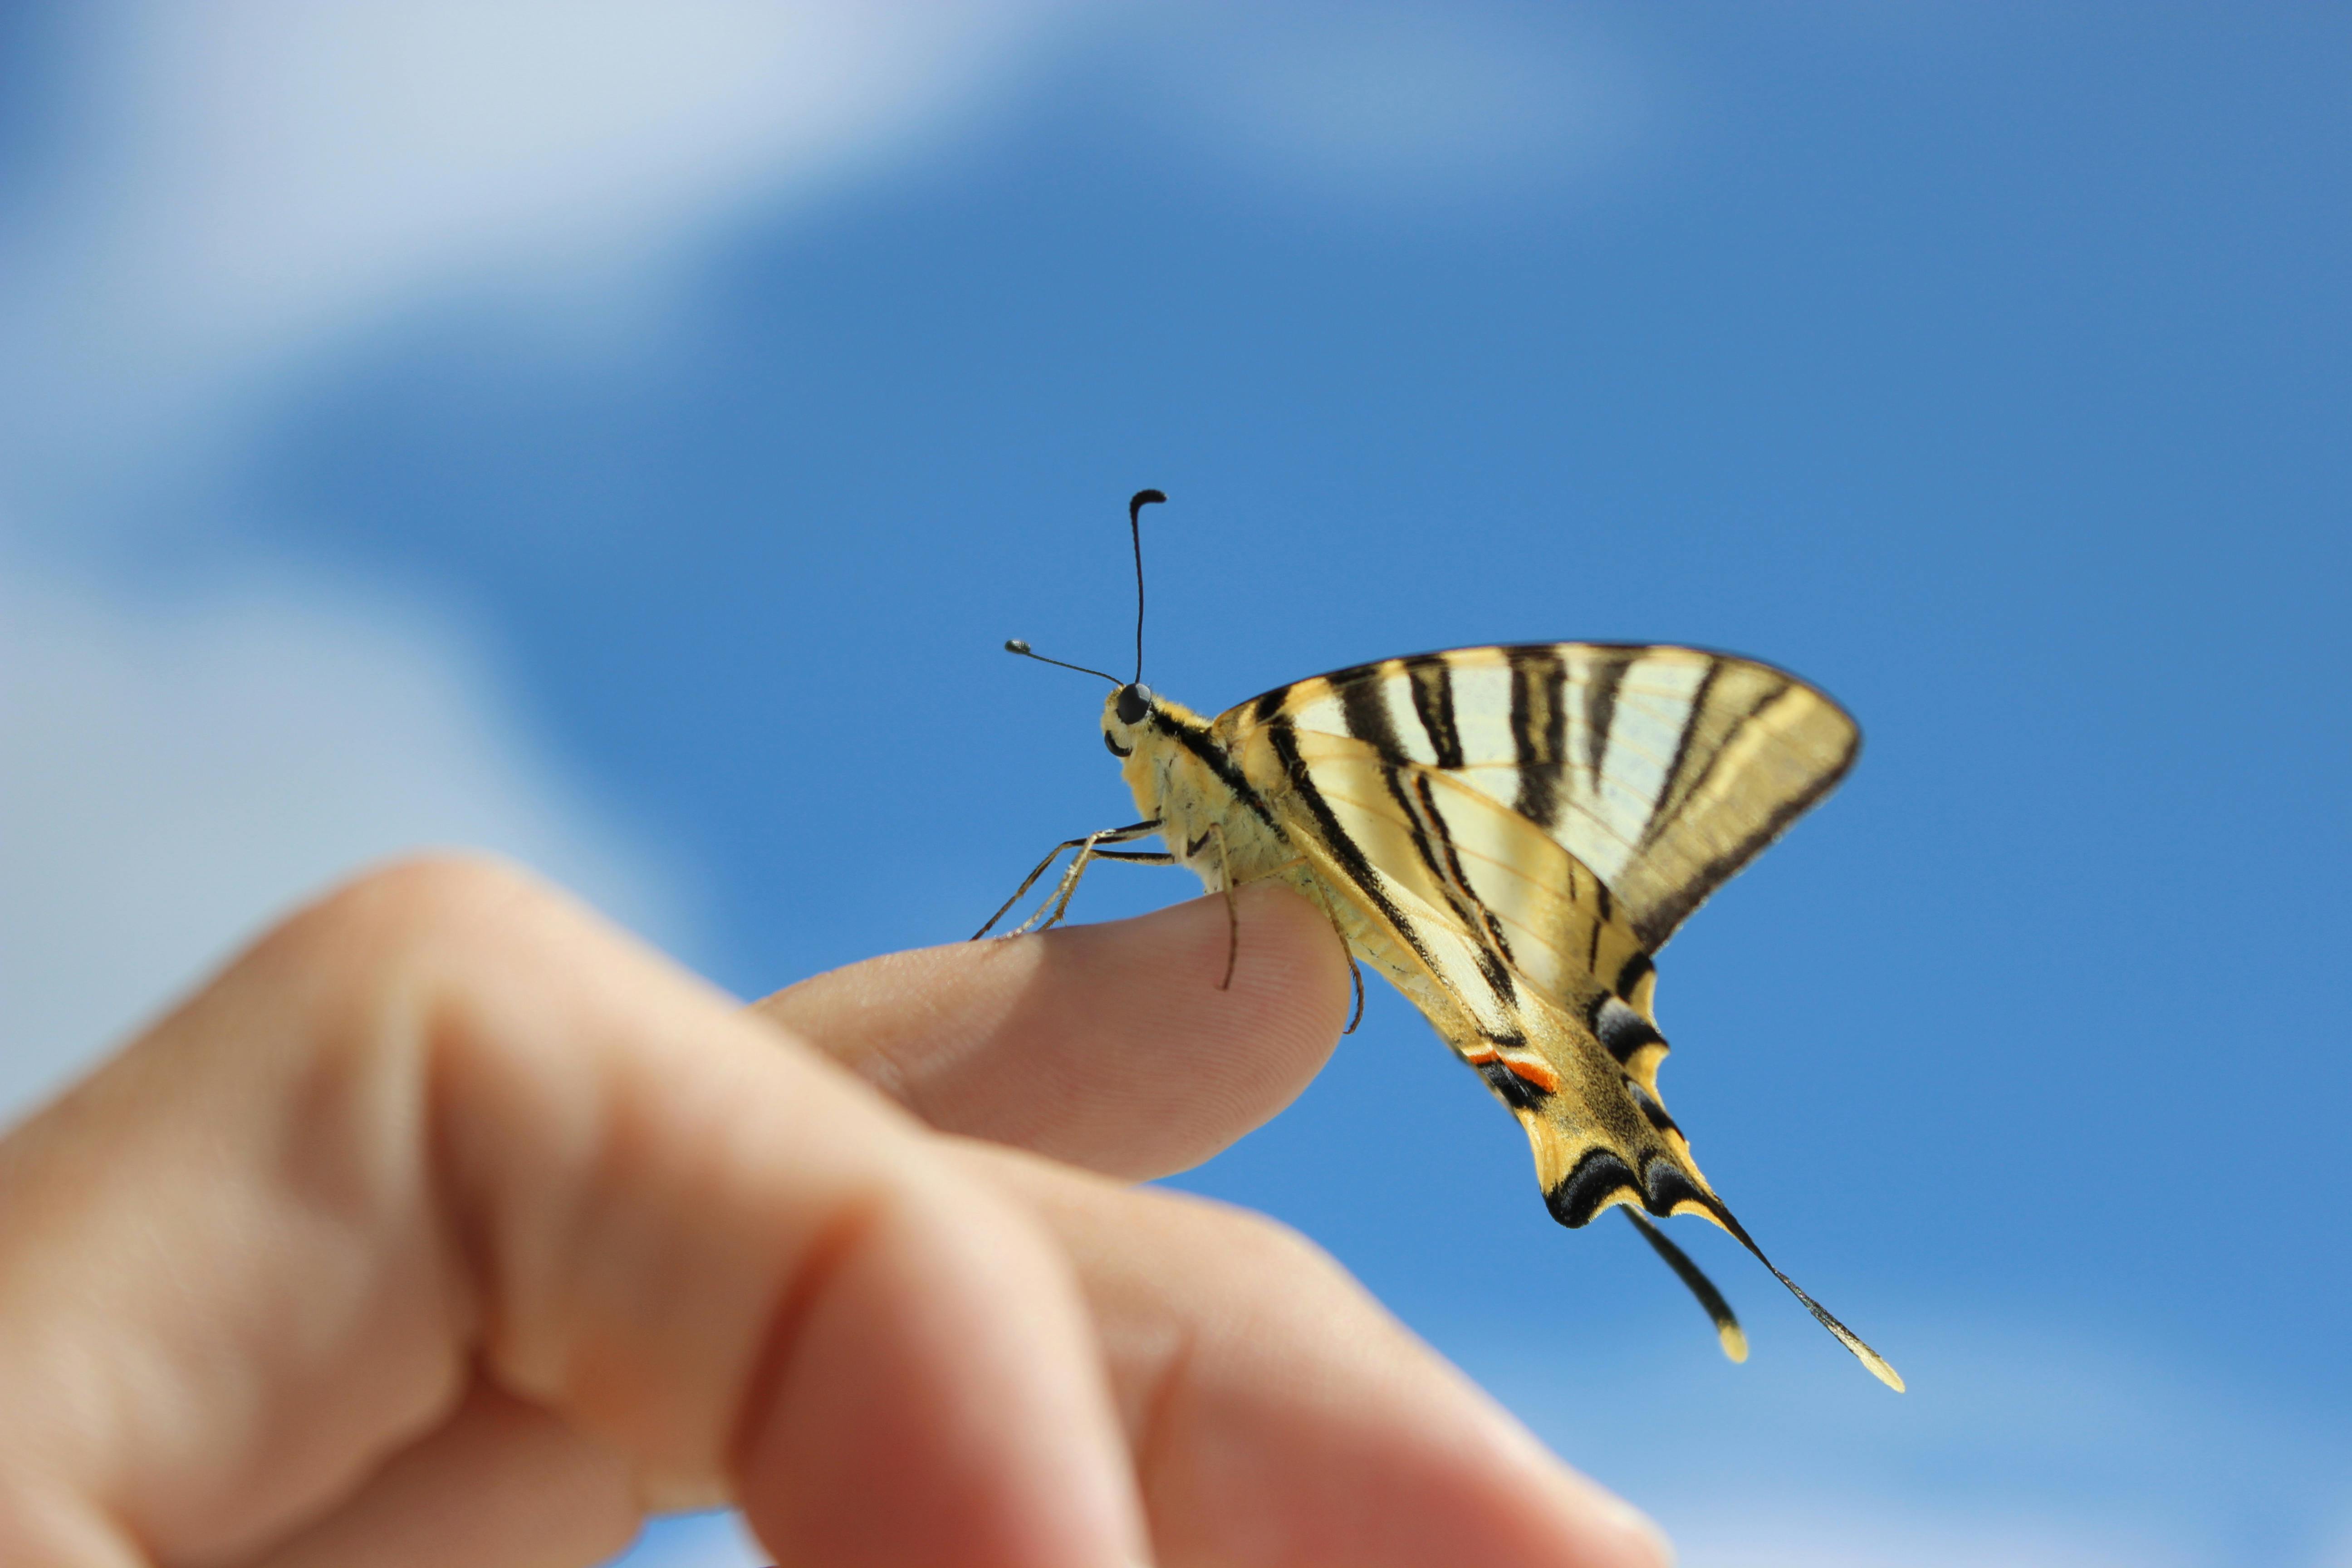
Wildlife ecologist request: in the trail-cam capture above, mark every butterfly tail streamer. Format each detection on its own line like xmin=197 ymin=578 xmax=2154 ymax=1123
xmin=1501 ymin=990 xmax=1904 ymax=1391
xmin=1697 ymin=1193 xmax=1906 ymax=1392
xmin=1621 ymin=1209 xmax=1747 ymax=1363
xmin=1525 ymin=1108 xmax=1902 ymax=1389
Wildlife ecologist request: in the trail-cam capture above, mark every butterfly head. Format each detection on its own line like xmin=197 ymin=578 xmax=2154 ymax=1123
xmin=1100 ymin=680 xmax=1158 ymax=757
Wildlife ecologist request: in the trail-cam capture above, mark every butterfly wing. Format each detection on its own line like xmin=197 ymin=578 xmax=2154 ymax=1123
xmin=1239 ymin=642 xmax=1859 ymax=956
xmin=1213 ymin=645 xmax=1899 ymax=1389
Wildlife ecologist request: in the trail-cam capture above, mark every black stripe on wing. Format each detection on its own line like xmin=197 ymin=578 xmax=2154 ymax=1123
xmin=1579 ymin=652 xmax=1625 ymax=788
xmin=1508 ymin=646 xmax=1567 ymax=826
xmin=1643 ymin=656 xmax=1726 ymax=846
xmin=1630 ymin=740 xmax=1856 ymax=948
xmin=1263 ymin=716 xmax=1444 ymax=981
xmin=1161 ymin=709 xmax=1283 ymax=832
xmin=1405 ymin=654 xmax=1465 ymax=769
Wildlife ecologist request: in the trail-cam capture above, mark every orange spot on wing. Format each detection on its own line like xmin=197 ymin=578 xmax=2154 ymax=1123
xmin=1505 ymin=1057 xmax=1562 ymax=1093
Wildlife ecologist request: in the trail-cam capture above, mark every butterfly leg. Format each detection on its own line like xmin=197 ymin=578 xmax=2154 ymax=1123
xmin=973 ymin=820 xmax=1161 ymax=939
xmin=1286 ymin=873 xmax=1366 ymax=1034
xmin=1183 ymin=821 xmax=1242 ymax=990
xmin=1024 ymin=822 xmax=1179 ymax=935
xmin=1028 ymin=834 xmax=1115 ymax=934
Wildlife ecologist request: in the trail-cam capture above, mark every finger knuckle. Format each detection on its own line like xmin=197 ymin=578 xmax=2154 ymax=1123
xmin=1212 ymin=1200 xmax=1336 ymax=1278
xmin=293 ymin=853 xmax=544 ymax=947
xmin=247 ymin=854 xmax=559 ymax=1012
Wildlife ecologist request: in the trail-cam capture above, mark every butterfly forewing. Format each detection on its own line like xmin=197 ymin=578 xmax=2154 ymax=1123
xmin=1235 ymin=644 xmax=1860 ymax=954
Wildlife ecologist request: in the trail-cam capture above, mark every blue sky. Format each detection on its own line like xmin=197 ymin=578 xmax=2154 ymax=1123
xmin=1 ymin=5 xmax=2346 ymax=1564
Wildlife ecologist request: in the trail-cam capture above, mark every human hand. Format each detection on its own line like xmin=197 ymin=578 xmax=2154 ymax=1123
xmin=0 ymin=858 xmax=1671 ymax=1568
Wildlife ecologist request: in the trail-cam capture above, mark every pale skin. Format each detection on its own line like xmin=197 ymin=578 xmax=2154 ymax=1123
xmin=0 ymin=857 xmax=1673 ymax=1568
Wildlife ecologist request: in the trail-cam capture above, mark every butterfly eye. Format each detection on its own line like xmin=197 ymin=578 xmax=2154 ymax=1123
xmin=1115 ymin=683 xmax=1152 ymax=725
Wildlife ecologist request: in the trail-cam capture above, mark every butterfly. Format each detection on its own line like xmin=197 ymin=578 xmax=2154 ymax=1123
xmin=981 ymin=490 xmax=1901 ymax=1389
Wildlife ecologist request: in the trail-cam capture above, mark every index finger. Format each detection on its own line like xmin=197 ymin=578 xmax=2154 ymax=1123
xmin=753 ymin=883 xmax=1352 ymax=1181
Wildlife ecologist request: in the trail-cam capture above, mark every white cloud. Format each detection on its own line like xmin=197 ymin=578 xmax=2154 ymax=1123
xmin=0 ymin=2 xmax=1660 ymax=520
xmin=1136 ymin=6 xmax=1648 ymax=205
xmin=0 ymin=0 xmax=1088 ymax=511
xmin=0 ymin=542 xmax=706 ymax=1122
xmin=0 ymin=2 xmax=1089 ymax=1117
xmin=1665 ymin=1502 xmax=2190 ymax=1568
xmin=1442 ymin=1313 xmax=2351 ymax=1568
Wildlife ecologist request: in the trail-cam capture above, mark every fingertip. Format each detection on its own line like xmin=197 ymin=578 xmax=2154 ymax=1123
xmin=1032 ymin=882 xmax=1351 ymax=1173
xmin=1475 ymin=1403 xmax=1677 ymax=1568
xmin=1384 ymin=1398 xmax=1679 ymax=1568
xmin=762 ymin=882 xmax=1353 ymax=1181
xmin=1081 ymin=881 xmax=1352 ymax=1047
xmin=1554 ymin=1481 xmax=1676 ymax=1568
xmin=1608 ymin=1503 xmax=1678 ymax=1568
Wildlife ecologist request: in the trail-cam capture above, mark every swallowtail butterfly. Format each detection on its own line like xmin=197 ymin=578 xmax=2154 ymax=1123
xmin=983 ymin=491 xmax=1901 ymax=1389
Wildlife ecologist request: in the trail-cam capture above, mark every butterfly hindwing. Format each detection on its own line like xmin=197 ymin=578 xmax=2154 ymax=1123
xmin=1223 ymin=722 xmax=1656 ymax=1074
xmin=1205 ymin=724 xmax=1763 ymax=1363
xmin=1220 ymin=712 xmax=1708 ymax=1203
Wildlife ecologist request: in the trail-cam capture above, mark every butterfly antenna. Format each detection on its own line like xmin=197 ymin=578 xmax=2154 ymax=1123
xmin=1002 ymin=639 xmax=1121 ymax=685
xmin=1127 ymin=488 xmax=1165 ymax=686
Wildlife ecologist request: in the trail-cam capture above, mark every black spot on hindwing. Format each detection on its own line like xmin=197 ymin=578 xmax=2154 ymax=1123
xmin=1592 ymin=995 xmax=1665 ymax=1064
xmin=1547 ymin=1148 xmax=1638 ymax=1229
xmin=1640 ymin=1159 xmax=1711 ymax=1219
xmin=1627 ymin=1079 xmax=1680 ymax=1135
xmin=1613 ymin=951 xmax=1654 ymax=1002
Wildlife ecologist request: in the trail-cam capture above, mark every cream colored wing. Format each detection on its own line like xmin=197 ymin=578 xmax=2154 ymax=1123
xmin=1215 ymin=660 xmax=1899 ymax=1390
xmin=1225 ymin=642 xmax=1859 ymax=957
